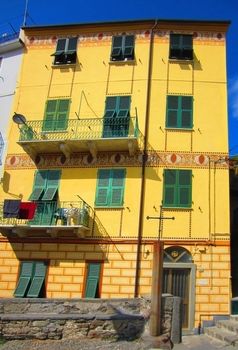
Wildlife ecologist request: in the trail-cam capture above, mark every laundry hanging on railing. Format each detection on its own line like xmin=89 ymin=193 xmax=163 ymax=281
xmin=18 ymin=202 xmax=37 ymax=220
xmin=3 ymin=200 xmax=21 ymax=218
xmin=3 ymin=199 xmax=37 ymax=219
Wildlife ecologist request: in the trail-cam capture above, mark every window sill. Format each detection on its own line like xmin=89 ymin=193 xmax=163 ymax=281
xmin=109 ymin=59 xmax=135 ymax=65
xmin=41 ymin=130 xmax=67 ymax=134
xmin=162 ymin=207 xmax=193 ymax=211
xmin=52 ymin=63 xmax=76 ymax=68
xmin=168 ymin=58 xmax=193 ymax=63
xmin=94 ymin=206 xmax=124 ymax=210
xmin=165 ymin=128 xmax=194 ymax=132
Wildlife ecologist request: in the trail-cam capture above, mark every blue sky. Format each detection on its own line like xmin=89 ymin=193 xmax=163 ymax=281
xmin=1 ymin=0 xmax=238 ymax=155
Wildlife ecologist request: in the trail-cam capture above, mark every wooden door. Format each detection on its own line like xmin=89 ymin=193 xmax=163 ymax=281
xmin=163 ymin=268 xmax=190 ymax=328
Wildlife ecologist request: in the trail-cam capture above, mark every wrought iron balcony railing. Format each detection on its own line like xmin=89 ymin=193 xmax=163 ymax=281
xmin=18 ymin=117 xmax=139 ymax=143
xmin=0 ymin=200 xmax=91 ymax=228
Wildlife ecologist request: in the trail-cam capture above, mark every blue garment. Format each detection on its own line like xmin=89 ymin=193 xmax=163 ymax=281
xmin=3 ymin=199 xmax=21 ymax=218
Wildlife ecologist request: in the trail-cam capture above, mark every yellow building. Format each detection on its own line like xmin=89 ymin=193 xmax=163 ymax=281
xmin=0 ymin=19 xmax=230 ymax=332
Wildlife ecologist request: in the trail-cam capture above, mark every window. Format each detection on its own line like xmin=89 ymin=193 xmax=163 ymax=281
xmin=103 ymin=96 xmax=131 ymax=137
xmin=169 ymin=34 xmax=193 ymax=60
xmin=0 ymin=132 xmax=4 ymax=166
xmin=166 ymin=96 xmax=193 ymax=129
xmin=51 ymin=37 xmax=78 ymax=65
xmin=84 ymin=262 xmax=102 ymax=298
xmin=29 ymin=170 xmax=61 ymax=201
xmin=14 ymin=261 xmax=47 ymax=298
xmin=111 ymin=35 xmax=135 ymax=61
xmin=95 ymin=169 xmax=126 ymax=207
xmin=42 ymin=99 xmax=70 ymax=132
xmin=163 ymin=169 xmax=192 ymax=208
xmin=29 ymin=170 xmax=61 ymax=225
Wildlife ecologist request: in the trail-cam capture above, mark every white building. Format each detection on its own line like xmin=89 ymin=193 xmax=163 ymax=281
xmin=0 ymin=31 xmax=24 ymax=176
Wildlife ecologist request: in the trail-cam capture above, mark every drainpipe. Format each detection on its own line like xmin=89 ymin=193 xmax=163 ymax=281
xmin=134 ymin=20 xmax=158 ymax=297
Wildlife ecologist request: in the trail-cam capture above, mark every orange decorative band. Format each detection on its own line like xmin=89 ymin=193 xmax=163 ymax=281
xmin=25 ymin=30 xmax=225 ymax=48
xmin=5 ymin=151 xmax=229 ymax=170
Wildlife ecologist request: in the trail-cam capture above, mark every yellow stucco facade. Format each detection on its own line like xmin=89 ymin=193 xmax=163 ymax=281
xmin=0 ymin=19 xmax=230 ymax=331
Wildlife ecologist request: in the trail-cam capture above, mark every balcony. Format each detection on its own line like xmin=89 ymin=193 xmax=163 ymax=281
xmin=0 ymin=199 xmax=91 ymax=239
xmin=0 ymin=32 xmax=19 ymax=44
xmin=0 ymin=32 xmax=23 ymax=54
xmin=17 ymin=117 xmax=139 ymax=159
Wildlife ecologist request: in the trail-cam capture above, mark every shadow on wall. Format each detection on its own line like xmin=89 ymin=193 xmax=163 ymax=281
xmin=2 ymin=171 xmax=23 ymax=198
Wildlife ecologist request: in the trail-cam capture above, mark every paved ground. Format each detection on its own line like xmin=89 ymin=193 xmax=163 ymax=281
xmin=1 ymin=334 xmax=238 ymax=350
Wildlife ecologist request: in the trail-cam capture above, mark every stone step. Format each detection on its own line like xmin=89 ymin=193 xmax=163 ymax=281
xmin=216 ymin=319 xmax=238 ymax=334
xmin=231 ymin=315 xmax=238 ymax=322
xmin=204 ymin=326 xmax=238 ymax=346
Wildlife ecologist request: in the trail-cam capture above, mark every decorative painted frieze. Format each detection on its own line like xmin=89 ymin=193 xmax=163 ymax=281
xmin=5 ymin=151 xmax=229 ymax=170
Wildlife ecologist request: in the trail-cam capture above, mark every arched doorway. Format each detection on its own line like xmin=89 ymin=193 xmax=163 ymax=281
xmin=163 ymin=246 xmax=196 ymax=331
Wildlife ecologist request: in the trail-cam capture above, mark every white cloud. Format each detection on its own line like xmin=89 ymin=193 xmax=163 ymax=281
xmin=229 ymin=77 xmax=238 ymax=119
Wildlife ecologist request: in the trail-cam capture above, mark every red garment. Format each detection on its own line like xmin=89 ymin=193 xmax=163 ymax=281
xmin=18 ymin=202 xmax=37 ymax=220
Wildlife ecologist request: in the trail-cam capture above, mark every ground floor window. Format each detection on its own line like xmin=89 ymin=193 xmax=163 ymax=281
xmin=14 ymin=261 xmax=47 ymax=298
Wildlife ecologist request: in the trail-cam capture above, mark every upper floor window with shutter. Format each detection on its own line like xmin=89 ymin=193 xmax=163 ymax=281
xmin=169 ymin=34 xmax=193 ymax=60
xmin=95 ymin=169 xmax=126 ymax=207
xmin=42 ymin=99 xmax=70 ymax=132
xmin=51 ymin=37 xmax=78 ymax=65
xmin=166 ymin=96 xmax=193 ymax=129
xmin=163 ymin=169 xmax=192 ymax=208
xmin=29 ymin=170 xmax=61 ymax=201
xmin=110 ymin=35 xmax=135 ymax=61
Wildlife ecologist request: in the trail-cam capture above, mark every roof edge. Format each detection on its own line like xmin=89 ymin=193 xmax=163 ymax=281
xmin=22 ymin=18 xmax=231 ymax=31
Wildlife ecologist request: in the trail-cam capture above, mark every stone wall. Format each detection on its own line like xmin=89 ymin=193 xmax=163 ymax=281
xmin=0 ymin=296 xmax=181 ymax=343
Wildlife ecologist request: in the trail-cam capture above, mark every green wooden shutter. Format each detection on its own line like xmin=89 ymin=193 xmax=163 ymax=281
xmin=104 ymin=97 xmax=117 ymax=118
xmin=117 ymin=96 xmax=130 ymax=136
xmin=169 ymin=34 xmax=181 ymax=59
xmin=110 ymin=169 xmax=125 ymax=206
xmin=103 ymin=97 xmax=117 ymax=138
xmin=29 ymin=170 xmax=48 ymax=201
xmin=123 ymin=35 xmax=135 ymax=59
xmin=42 ymin=170 xmax=61 ymax=201
xmin=181 ymin=97 xmax=193 ymax=128
xmin=182 ymin=35 xmax=192 ymax=50
xmin=117 ymin=96 xmax=130 ymax=117
xmin=111 ymin=36 xmax=123 ymax=60
xmin=85 ymin=263 xmax=101 ymax=298
xmin=166 ymin=96 xmax=179 ymax=128
xmin=55 ymin=39 xmax=66 ymax=54
xmin=66 ymin=37 xmax=77 ymax=53
xmin=95 ymin=169 xmax=110 ymax=206
xmin=170 ymin=34 xmax=181 ymax=50
xmin=178 ymin=170 xmax=192 ymax=207
xmin=42 ymin=100 xmax=57 ymax=131
xmin=163 ymin=170 xmax=176 ymax=207
xmin=14 ymin=262 xmax=33 ymax=297
xmin=55 ymin=99 xmax=70 ymax=131
xmin=182 ymin=35 xmax=193 ymax=60
xmin=27 ymin=262 xmax=46 ymax=298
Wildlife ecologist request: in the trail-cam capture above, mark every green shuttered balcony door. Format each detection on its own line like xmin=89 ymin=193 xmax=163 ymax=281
xmin=103 ymin=96 xmax=130 ymax=138
xmin=42 ymin=99 xmax=70 ymax=132
xmin=29 ymin=170 xmax=61 ymax=225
